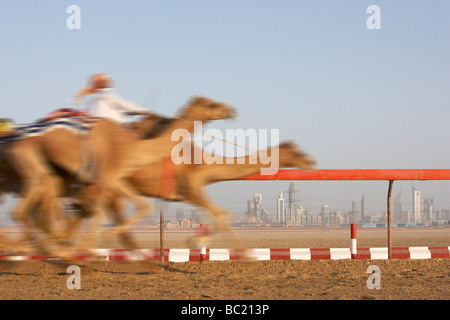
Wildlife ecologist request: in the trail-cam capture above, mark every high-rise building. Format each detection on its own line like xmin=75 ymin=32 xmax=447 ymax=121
xmin=441 ymin=209 xmax=450 ymax=221
xmin=394 ymin=191 xmax=403 ymax=223
xmin=247 ymin=193 xmax=262 ymax=222
xmin=277 ymin=191 xmax=285 ymax=224
xmin=311 ymin=214 xmax=321 ymax=227
xmin=412 ymin=186 xmax=421 ymax=223
xmin=361 ymin=195 xmax=368 ymax=222
xmin=296 ymin=206 xmax=304 ymax=224
xmin=423 ymin=197 xmax=434 ymax=224
xmin=321 ymin=205 xmax=329 ymax=227
xmin=351 ymin=201 xmax=360 ymax=223
xmin=305 ymin=209 xmax=312 ymax=227
xmin=254 ymin=193 xmax=262 ymax=220
xmin=328 ymin=211 xmax=341 ymax=226
xmin=247 ymin=200 xmax=255 ymax=221
xmin=261 ymin=209 xmax=270 ymax=223
xmin=288 ymin=183 xmax=296 ymax=223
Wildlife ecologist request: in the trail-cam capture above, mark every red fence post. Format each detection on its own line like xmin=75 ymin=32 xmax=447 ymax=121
xmin=351 ymin=223 xmax=357 ymax=259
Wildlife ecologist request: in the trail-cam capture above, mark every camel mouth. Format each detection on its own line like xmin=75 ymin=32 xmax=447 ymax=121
xmin=226 ymin=106 xmax=238 ymax=119
xmin=297 ymin=153 xmax=317 ymax=171
xmin=305 ymin=157 xmax=317 ymax=171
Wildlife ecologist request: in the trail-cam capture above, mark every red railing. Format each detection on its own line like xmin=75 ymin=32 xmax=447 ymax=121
xmin=241 ymin=169 xmax=450 ymax=181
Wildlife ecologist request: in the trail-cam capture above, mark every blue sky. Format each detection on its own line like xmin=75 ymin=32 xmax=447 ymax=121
xmin=1 ymin=1 xmax=449 ymax=218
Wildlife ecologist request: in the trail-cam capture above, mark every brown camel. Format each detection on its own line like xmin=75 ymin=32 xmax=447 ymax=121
xmin=107 ymin=140 xmax=316 ymax=248
xmin=2 ymin=105 xmax=316 ymax=255
xmin=0 ymin=96 xmax=237 ymax=253
xmin=0 ymin=144 xmax=69 ymax=252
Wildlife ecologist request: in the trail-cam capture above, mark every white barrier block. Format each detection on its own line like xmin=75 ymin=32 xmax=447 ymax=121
xmin=409 ymin=247 xmax=431 ymax=259
xmin=248 ymin=248 xmax=271 ymax=260
xmin=290 ymin=248 xmax=311 ymax=260
xmin=8 ymin=256 xmax=27 ymax=261
xmin=330 ymin=248 xmax=351 ymax=260
xmin=168 ymin=249 xmax=190 ymax=262
xmin=370 ymin=248 xmax=388 ymax=259
xmin=209 ymin=249 xmax=230 ymax=261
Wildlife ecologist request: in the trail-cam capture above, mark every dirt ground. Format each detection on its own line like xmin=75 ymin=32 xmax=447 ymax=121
xmin=0 ymin=227 xmax=448 ymax=301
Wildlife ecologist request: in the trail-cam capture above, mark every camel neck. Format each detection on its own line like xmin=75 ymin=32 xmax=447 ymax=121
xmin=128 ymin=117 xmax=208 ymax=169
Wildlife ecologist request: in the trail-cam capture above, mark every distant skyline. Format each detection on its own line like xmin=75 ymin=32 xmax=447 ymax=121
xmin=234 ymin=181 xmax=448 ymax=220
xmin=0 ymin=1 xmax=449 ymax=220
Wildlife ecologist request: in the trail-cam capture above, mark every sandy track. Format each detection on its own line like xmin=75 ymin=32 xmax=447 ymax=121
xmin=0 ymin=259 xmax=448 ymax=301
xmin=0 ymin=227 xmax=448 ymax=301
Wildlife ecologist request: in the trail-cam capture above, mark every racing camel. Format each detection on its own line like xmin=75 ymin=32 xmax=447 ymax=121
xmin=0 ymin=96 xmax=236 ymax=254
xmin=2 ymin=105 xmax=316 ymax=256
xmin=67 ymin=110 xmax=316 ymax=251
xmin=106 ymin=140 xmax=316 ymax=249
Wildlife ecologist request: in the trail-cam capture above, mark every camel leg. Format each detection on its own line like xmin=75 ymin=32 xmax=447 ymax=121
xmin=186 ymin=187 xmax=244 ymax=252
xmin=73 ymin=184 xmax=108 ymax=251
xmin=72 ymin=183 xmax=148 ymax=256
xmin=110 ymin=180 xmax=153 ymax=235
xmin=32 ymin=191 xmax=68 ymax=251
xmin=3 ymin=141 xmax=55 ymax=252
xmin=107 ymin=196 xmax=142 ymax=249
xmin=106 ymin=187 xmax=161 ymax=271
xmin=48 ymin=182 xmax=104 ymax=255
xmin=7 ymin=176 xmax=55 ymax=253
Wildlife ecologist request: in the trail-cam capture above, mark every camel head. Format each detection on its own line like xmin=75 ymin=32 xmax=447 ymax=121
xmin=278 ymin=141 xmax=316 ymax=171
xmin=179 ymin=96 xmax=237 ymax=122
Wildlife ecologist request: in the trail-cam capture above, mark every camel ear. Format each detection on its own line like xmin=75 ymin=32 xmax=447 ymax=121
xmin=279 ymin=140 xmax=303 ymax=154
xmin=189 ymin=95 xmax=205 ymax=104
xmin=278 ymin=140 xmax=295 ymax=148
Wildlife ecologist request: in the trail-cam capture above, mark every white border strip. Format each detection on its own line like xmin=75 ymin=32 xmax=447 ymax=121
xmin=168 ymin=249 xmax=190 ymax=262
xmin=409 ymin=247 xmax=431 ymax=259
xmin=290 ymin=248 xmax=311 ymax=260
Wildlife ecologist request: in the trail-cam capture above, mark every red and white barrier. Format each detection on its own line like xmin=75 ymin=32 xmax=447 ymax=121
xmin=351 ymin=224 xmax=357 ymax=259
xmin=0 ymin=246 xmax=448 ymax=261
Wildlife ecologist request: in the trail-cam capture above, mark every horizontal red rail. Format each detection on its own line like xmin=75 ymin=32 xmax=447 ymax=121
xmin=241 ymin=169 xmax=450 ymax=181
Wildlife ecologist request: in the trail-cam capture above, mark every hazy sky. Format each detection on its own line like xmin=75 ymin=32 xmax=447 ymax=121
xmin=1 ymin=1 xmax=449 ymax=219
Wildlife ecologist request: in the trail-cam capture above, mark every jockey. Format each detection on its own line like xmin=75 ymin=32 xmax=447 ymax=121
xmin=73 ymin=73 xmax=153 ymax=182
xmin=0 ymin=118 xmax=15 ymax=137
xmin=74 ymin=73 xmax=152 ymax=122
